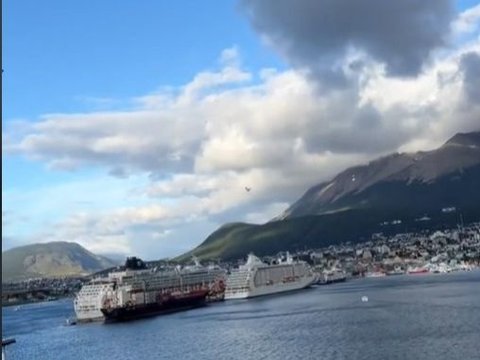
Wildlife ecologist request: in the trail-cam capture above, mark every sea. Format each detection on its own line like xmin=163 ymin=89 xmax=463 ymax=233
xmin=2 ymin=271 xmax=480 ymax=360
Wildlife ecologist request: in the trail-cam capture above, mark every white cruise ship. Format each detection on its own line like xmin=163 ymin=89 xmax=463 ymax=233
xmin=74 ymin=257 xmax=226 ymax=322
xmin=224 ymin=253 xmax=316 ymax=300
xmin=73 ymin=258 xmax=153 ymax=322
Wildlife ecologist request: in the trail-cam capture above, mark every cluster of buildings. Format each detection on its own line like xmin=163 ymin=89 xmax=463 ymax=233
xmin=296 ymin=223 xmax=480 ymax=276
xmin=2 ymin=277 xmax=84 ymax=305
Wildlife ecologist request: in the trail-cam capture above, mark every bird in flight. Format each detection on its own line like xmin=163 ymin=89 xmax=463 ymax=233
xmin=245 ymin=187 xmax=251 ymax=192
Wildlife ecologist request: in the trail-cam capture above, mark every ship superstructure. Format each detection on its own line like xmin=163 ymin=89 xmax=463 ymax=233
xmin=73 ymin=280 xmax=116 ymax=322
xmin=224 ymin=253 xmax=316 ymax=300
xmin=74 ymin=257 xmax=226 ymax=322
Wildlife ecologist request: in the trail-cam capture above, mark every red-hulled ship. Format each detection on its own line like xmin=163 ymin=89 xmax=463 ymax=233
xmin=101 ymin=289 xmax=209 ymax=322
xmin=97 ymin=257 xmax=225 ymax=322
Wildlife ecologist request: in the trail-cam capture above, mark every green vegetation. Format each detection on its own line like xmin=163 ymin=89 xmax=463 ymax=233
xmin=179 ymin=206 xmax=480 ymax=262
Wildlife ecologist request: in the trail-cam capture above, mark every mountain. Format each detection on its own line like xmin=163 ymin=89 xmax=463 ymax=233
xmin=2 ymin=241 xmax=118 ymax=282
xmin=282 ymin=131 xmax=480 ymax=218
xmin=178 ymin=131 xmax=480 ymax=261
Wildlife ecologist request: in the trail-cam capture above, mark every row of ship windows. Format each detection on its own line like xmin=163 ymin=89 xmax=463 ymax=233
xmin=81 ymin=286 xmax=110 ymax=292
xmin=226 ymin=277 xmax=249 ymax=282
xmin=80 ymin=276 xmax=221 ymax=295
xmin=80 ymin=291 xmax=106 ymax=296
xmin=82 ymin=275 xmax=220 ymax=289
xmin=127 ymin=279 xmax=215 ymax=289
xmin=123 ymin=274 xmax=219 ymax=283
xmin=226 ymin=275 xmax=249 ymax=280
xmin=225 ymin=287 xmax=249 ymax=292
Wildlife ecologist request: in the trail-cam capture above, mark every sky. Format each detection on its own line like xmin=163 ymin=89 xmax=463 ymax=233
xmin=2 ymin=0 xmax=480 ymax=260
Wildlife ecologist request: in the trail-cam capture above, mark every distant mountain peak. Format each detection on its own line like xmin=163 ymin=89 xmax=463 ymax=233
xmin=444 ymin=131 xmax=480 ymax=148
xmin=2 ymin=241 xmax=118 ymax=282
xmin=283 ymin=130 xmax=480 ymax=218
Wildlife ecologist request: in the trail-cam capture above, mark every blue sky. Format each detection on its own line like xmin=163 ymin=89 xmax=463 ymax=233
xmin=3 ymin=1 xmax=480 ymax=259
xmin=2 ymin=0 xmax=283 ymax=196
xmin=2 ymin=0 xmax=283 ymax=119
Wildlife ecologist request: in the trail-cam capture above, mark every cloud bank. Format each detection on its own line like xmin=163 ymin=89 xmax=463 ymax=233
xmin=240 ymin=0 xmax=455 ymax=83
xmin=3 ymin=3 xmax=480 ymax=258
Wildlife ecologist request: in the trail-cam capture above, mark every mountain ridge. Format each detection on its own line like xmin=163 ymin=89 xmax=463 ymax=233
xmin=178 ymin=130 xmax=480 ymax=261
xmin=282 ymin=130 xmax=480 ymax=218
xmin=2 ymin=241 xmax=118 ymax=282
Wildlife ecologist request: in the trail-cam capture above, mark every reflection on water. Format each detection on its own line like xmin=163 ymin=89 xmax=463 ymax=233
xmin=3 ymin=271 xmax=480 ymax=360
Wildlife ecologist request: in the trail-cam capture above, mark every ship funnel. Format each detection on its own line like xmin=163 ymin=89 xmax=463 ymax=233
xmin=125 ymin=257 xmax=147 ymax=270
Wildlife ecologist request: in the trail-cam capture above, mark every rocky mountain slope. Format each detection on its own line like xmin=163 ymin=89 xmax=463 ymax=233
xmin=282 ymin=131 xmax=480 ymax=218
xmin=2 ymin=241 xmax=118 ymax=282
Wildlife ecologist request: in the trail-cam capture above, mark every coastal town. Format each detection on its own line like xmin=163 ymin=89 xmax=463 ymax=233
xmin=3 ymin=223 xmax=480 ymax=306
xmin=299 ymin=222 xmax=480 ymax=277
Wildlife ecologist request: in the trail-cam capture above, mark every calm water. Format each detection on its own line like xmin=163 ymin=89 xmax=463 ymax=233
xmin=3 ymin=271 xmax=480 ymax=360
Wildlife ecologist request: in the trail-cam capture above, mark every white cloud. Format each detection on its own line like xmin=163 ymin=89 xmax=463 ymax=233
xmin=29 ymin=203 xmax=222 ymax=259
xmin=3 ymin=13 xmax=480 ymax=259
xmin=452 ymin=4 xmax=480 ymax=35
xmin=219 ymin=46 xmax=242 ymax=67
xmin=7 ymin=44 xmax=478 ymax=177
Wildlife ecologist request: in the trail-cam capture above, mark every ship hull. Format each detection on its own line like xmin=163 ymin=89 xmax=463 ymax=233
xmin=101 ymin=291 xmax=208 ymax=322
xmin=76 ymin=315 xmax=104 ymax=323
xmin=74 ymin=308 xmax=104 ymax=323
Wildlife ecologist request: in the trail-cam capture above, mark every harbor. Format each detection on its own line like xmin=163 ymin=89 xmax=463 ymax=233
xmin=3 ymin=0 xmax=480 ymax=358
xmin=3 ymin=227 xmax=479 ymax=356
xmin=3 ymin=270 xmax=480 ymax=360
xmin=46 ymin=224 xmax=480 ymax=324
xmin=3 ymin=223 xmax=479 ymax=314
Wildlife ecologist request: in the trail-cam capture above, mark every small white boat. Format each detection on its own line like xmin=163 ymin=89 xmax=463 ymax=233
xmin=65 ymin=317 xmax=77 ymax=326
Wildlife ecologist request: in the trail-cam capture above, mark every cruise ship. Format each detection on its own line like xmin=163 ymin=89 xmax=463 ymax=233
xmin=74 ymin=257 xmax=226 ymax=322
xmin=224 ymin=253 xmax=316 ymax=300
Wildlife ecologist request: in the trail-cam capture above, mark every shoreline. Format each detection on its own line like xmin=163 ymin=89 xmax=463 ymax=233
xmin=2 ymin=295 xmax=72 ymax=308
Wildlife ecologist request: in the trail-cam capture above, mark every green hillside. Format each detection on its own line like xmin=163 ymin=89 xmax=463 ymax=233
xmin=178 ymin=206 xmax=479 ymax=262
